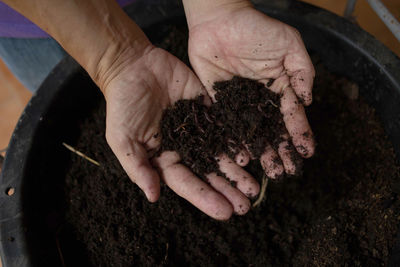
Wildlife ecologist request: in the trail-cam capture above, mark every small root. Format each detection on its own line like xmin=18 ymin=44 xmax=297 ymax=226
xmin=55 ymin=227 xmax=66 ymax=267
xmin=168 ymin=132 xmax=174 ymax=141
xmin=227 ymin=145 xmax=236 ymax=154
xmin=197 ymin=126 xmax=205 ymax=134
xmin=62 ymin=143 xmax=100 ymax=166
xmin=257 ymin=103 xmax=264 ymax=113
xmin=248 ymin=125 xmax=257 ymax=138
xmin=204 ymin=112 xmax=214 ymax=123
xmin=227 ymin=138 xmax=236 ymax=145
xmin=253 ymin=174 xmax=268 ymax=207
xmin=183 ymin=115 xmax=190 ymax=123
xmin=173 ymin=123 xmax=187 ymax=132
xmin=267 ymin=99 xmax=278 ymax=108
xmin=179 ymin=130 xmax=188 ymax=137
xmin=191 ymin=102 xmax=196 ymax=112
xmin=164 ymin=243 xmax=169 ymax=262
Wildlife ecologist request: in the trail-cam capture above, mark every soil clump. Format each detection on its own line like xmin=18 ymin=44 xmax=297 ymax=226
xmin=159 ymin=76 xmax=287 ymax=179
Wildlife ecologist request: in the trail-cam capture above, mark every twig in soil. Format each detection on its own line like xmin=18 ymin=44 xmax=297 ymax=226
xmin=197 ymin=126 xmax=205 ymax=134
xmin=55 ymin=228 xmax=66 ymax=267
xmin=248 ymin=125 xmax=257 ymax=138
xmin=62 ymin=142 xmax=100 ymax=166
xmin=164 ymin=243 xmax=169 ymax=262
xmin=174 ymin=123 xmax=187 ymax=132
xmin=252 ymin=174 xmax=269 ymax=207
xmin=204 ymin=112 xmax=214 ymax=123
xmin=267 ymin=99 xmax=278 ymax=108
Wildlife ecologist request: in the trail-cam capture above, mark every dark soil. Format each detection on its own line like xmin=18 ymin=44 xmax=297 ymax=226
xmin=159 ymin=77 xmax=286 ymax=179
xmin=61 ymin=26 xmax=400 ymax=266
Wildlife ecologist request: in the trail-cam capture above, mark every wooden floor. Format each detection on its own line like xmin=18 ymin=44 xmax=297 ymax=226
xmin=303 ymin=0 xmax=400 ymax=57
xmin=0 ymin=1 xmax=399 ymax=264
xmin=0 ymin=59 xmax=31 ymax=153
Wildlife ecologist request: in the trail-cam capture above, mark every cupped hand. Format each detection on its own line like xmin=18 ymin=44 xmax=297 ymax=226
xmin=101 ymin=44 xmax=259 ymax=219
xmin=187 ymin=3 xmax=316 ymax=178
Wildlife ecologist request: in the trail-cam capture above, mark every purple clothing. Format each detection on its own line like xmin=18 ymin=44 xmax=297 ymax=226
xmin=0 ymin=0 xmax=135 ymax=38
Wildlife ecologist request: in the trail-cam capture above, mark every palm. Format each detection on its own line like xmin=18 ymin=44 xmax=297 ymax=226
xmin=104 ymin=46 xmax=206 ymax=199
xmin=105 ymin=47 xmax=202 ymax=154
xmin=188 ymin=7 xmax=315 ymax=176
xmin=189 ymin=7 xmax=313 ymax=101
xmin=104 ymin=47 xmax=258 ymax=219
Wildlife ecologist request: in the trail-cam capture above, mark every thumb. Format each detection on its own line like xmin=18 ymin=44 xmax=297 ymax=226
xmin=284 ymin=35 xmax=315 ymax=106
xmin=107 ymin=134 xmax=161 ymax=202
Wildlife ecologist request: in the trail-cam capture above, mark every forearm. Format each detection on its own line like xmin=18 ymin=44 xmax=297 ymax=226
xmin=182 ymin=0 xmax=252 ymax=29
xmin=2 ymin=0 xmax=150 ymax=89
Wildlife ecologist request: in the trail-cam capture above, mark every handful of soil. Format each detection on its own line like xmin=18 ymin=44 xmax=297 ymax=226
xmin=159 ymin=76 xmax=292 ymax=179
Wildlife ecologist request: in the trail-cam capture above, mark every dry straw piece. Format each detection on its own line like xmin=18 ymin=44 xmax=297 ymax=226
xmin=62 ymin=142 xmax=100 ymax=166
xmin=252 ymin=175 xmax=268 ymax=208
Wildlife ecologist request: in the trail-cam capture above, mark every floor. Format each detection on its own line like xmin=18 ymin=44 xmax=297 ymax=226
xmin=0 ymin=59 xmax=31 ymax=154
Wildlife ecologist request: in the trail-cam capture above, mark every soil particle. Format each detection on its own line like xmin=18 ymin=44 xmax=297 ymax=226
xmin=302 ymin=131 xmax=311 ymax=138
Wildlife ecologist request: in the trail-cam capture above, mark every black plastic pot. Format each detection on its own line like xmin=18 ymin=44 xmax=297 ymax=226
xmin=1 ymin=0 xmax=400 ymax=266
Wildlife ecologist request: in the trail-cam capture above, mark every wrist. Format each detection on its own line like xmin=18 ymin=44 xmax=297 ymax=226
xmin=182 ymin=0 xmax=252 ymax=29
xmin=90 ymin=29 xmax=152 ymax=94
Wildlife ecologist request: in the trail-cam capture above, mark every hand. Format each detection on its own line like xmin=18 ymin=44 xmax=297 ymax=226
xmin=102 ymin=43 xmax=259 ymax=220
xmin=4 ymin=0 xmax=258 ymax=219
xmin=185 ymin=1 xmax=316 ymax=177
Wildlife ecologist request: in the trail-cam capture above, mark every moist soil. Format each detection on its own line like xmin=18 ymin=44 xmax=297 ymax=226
xmin=159 ymin=76 xmax=289 ymax=179
xmin=62 ymin=26 xmax=400 ymax=266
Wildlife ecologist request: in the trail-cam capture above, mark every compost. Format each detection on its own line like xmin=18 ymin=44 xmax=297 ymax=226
xmin=159 ymin=76 xmax=291 ymax=179
xmin=61 ymin=26 xmax=400 ymax=266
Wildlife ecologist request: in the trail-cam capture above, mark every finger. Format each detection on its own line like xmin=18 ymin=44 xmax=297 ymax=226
xmin=154 ymin=151 xmax=233 ymax=220
xmin=188 ymin=57 xmax=234 ymax=101
xmin=283 ymin=30 xmax=315 ymax=105
xmin=148 ymin=47 xmax=209 ymax=103
xmin=268 ymin=75 xmax=290 ymax=94
xmin=289 ymin=70 xmax=314 ymax=106
xmin=260 ymin=145 xmax=284 ymax=179
xmin=217 ymin=154 xmax=260 ymax=198
xmin=108 ymin=137 xmax=160 ymax=202
xmin=234 ymin=149 xmax=250 ymax=166
xmin=280 ymin=86 xmax=315 ymax=158
xmin=207 ymin=172 xmax=251 ymax=215
xmin=277 ymin=139 xmax=303 ymax=176
xmin=145 ymin=131 xmax=162 ymax=150
xmin=257 ymin=66 xmax=286 ymax=86
xmin=172 ymin=64 xmax=212 ymax=106
xmin=202 ymin=93 xmax=212 ymax=106
xmin=174 ymin=68 xmax=212 ymax=105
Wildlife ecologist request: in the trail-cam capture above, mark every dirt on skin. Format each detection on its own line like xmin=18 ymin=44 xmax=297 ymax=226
xmin=159 ymin=76 xmax=290 ymax=179
xmin=61 ymin=26 xmax=400 ymax=266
